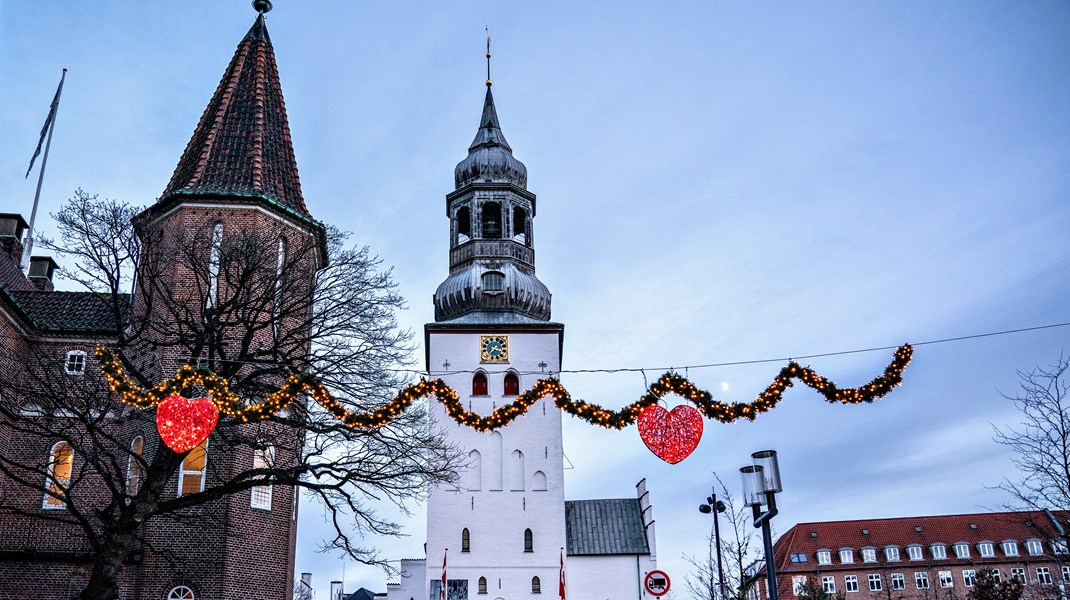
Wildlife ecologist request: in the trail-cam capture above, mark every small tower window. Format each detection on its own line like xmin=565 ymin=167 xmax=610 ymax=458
xmin=462 ymin=528 xmax=471 ymax=553
xmin=472 ymin=373 xmax=488 ymax=396
xmin=512 ymin=206 xmax=527 ymax=242
xmin=482 ymin=272 xmax=504 ymax=294
xmin=478 ymin=577 xmax=487 ymax=594
xmin=532 ymin=576 xmax=541 ymax=593
xmin=64 ymin=350 xmax=87 ymax=375
xmin=457 ymin=206 xmax=471 ymax=242
xmin=126 ymin=436 xmax=144 ymax=496
xmin=481 ymin=202 xmax=502 ymax=239
xmin=504 ymin=372 xmax=519 ymax=396
xmin=207 ymin=222 xmax=223 ymax=308
xmin=524 ymin=528 xmax=533 ymax=552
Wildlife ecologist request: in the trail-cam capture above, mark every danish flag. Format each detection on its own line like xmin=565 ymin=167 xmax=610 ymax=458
xmin=559 ymin=547 xmax=566 ymax=599
xmin=440 ymin=548 xmax=447 ymax=600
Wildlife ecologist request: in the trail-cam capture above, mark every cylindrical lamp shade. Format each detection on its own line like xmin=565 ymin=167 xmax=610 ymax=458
xmin=740 ymin=465 xmax=767 ymax=506
xmin=751 ymin=450 xmax=782 ymax=493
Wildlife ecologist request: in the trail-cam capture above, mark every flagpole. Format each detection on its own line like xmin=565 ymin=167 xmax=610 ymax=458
xmin=23 ymin=68 xmax=67 ymax=272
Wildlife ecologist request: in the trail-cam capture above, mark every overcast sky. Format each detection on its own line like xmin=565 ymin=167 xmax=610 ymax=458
xmin=2 ymin=1 xmax=1069 ymax=598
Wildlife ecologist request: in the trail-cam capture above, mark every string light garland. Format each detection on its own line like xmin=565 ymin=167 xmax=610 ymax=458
xmin=94 ymin=344 xmax=912 ymax=432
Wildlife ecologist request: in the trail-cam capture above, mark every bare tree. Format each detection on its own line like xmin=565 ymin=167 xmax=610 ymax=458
xmin=684 ymin=474 xmax=763 ymax=600
xmin=0 ymin=190 xmax=461 ymax=599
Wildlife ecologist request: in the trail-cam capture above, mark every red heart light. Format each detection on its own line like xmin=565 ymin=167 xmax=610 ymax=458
xmin=637 ymin=404 xmax=703 ymax=464
xmin=156 ymin=394 xmax=219 ymax=453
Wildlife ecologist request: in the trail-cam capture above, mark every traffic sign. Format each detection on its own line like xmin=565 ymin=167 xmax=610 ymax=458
xmin=644 ymin=570 xmax=671 ymax=597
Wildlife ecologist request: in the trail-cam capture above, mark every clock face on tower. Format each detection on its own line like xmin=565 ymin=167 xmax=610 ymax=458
xmin=480 ymin=335 xmax=509 ymax=363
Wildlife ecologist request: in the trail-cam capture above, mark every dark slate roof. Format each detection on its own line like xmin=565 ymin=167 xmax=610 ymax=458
xmin=344 ymin=588 xmax=379 ymax=600
xmin=9 ymin=290 xmax=122 ymax=333
xmin=565 ymin=498 xmax=650 ymax=556
xmin=161 ymin=13 xmax=307 ymax=215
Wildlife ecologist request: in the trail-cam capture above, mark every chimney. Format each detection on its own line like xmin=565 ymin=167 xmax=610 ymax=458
xmin=28 ymin=256 xmax=58 ymax=292
xmin=300 ymin=573 xmax=312 ymax=587
xmin=0 ymin=214 xmax=29 ymax=267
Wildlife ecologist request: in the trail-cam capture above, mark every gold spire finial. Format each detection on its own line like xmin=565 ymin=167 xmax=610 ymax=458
xmin=485 ymin=27 xmax=492 ymax=87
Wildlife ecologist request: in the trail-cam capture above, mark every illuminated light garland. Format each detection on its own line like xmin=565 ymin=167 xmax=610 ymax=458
xmin=94 ymin=344 xmax=913 ymax=432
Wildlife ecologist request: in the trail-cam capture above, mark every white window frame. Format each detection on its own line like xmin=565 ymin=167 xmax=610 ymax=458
xmin=817 ymin=550 xmax=832 ymax=565
xmin=177 ymin=440 xmax=208 ymax=497
xmin=915 ymin=572 xmax=930 ymax=590
xmin=953 ymin=543 xmax=970 ymax=559
xmin=167 ymin=585 xmax=195 ymax=600
xmin=793 ymin=576 xmax=807 ymax=595
xmin=939 ymin=571 xmax=953 ymax=588
xmin=868 ymin=574 xmax=882 ymax=592
xmin=64 ymin=350 xmax=87 ymax=375
xmin=1002 ymin=541 xmax=1019 ymax=556
xmin=1062 ymin=565 xmax=1070 ymax=583
xmin=207 ymin=222 xmax=223 ymax=308
xmin=1010 ymin=568 xmax=1025 ymax=583
xmin=963 ymin=570 xmax=976 ymax=587
xmin=907 ymin=545 xmax=923 ymax=560
xmin=862 ymin=548 xmax=877 ymax=563
xmin=931 ymin=544 xmax=947 ymax=560
xmin=43 ymin=440 xmax=73 ymax=509
xmin=250 ymin=445 xmax=274 ymax=510
xmin=844 ymin=575 xmax=858 ymax=593
xmin=126 ymin=436 xmax=144 ymax=497
xmin=1025 ymin=539 xmax=1044 ymax=556
xmin=822 ymin=576 xmax=836 ymax=593
xmin=977 ymin=542 xmax=995 ymax=557
xmin=990 ymin=569 xmax=1002 ymax=583
xmin=891 ymin=573 xmax=905 ymax=590
xmin=839 ymin=548 xmax=855 ymax=564
xmin=1036 ymin=567 xmax=1052 ymax=585
xmin=884 ymin=546 xmax=900 ymax=562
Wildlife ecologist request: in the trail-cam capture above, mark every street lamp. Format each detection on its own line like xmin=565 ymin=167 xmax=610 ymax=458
xmin=741 ymin=450 xmax=782 ymax=600
xmin=699 ymin=487 xmax=728 ymax=600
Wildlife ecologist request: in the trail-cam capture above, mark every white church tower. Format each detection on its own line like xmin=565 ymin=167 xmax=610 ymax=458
xmin=386 ymin=67 xmax=658 ymax=600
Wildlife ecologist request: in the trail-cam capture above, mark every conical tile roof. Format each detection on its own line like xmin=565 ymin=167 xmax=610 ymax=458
xmin=161 ymin=13 xmax=307 ymax=215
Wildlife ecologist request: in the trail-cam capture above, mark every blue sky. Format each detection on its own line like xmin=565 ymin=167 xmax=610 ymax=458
xmin=2 ymin=1 xmax=1069 ymax=598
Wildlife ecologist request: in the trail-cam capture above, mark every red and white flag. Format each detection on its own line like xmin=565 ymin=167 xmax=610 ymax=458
xmin=559 ymin=547 xmax=566 ymax=599
xmin=440 ymin=548 xmax=447 ymax=600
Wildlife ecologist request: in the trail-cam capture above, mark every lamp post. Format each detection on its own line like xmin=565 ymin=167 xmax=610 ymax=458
xmin=741 ymin=450 xmax=782 ymax=600
xmin=699 ymin=487 xmax=728 ymax=600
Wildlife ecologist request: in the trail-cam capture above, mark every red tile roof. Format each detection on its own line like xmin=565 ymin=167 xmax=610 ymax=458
xmin=161 ymin=13 xmax=307 ymax=215
xmin=773 ymin=510 xmax=1069 ymax=572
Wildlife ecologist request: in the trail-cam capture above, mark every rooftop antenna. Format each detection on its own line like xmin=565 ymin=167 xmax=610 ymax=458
xmin=485 ymin=27 xmax=492 ymax=87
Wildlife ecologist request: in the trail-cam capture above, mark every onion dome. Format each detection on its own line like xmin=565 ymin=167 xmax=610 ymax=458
xmin=434 ymin=262 xmax=551 ymax=323
xmin=454 ymin=88 xmax=528 ymax=190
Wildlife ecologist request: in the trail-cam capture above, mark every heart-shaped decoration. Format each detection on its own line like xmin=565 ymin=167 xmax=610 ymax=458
xmin=156 ymin=394 xmax=219 ymax=453
xmin=637 ymin=404 xmax=703 ymax=464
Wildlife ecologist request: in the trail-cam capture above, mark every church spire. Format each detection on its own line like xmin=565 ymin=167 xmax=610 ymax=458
xmin=160 ymin=2 xmax=308 ymax=215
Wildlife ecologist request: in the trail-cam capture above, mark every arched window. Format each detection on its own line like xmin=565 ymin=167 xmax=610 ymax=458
xmin=532 ymin=576 xmax=541 ymax=593
xmin=478 ymin=577 xmax=488 ymax=594
xmin=462 ymin=528 xmax=471 ymax=553
xmin=472 ymin=372 xmax=488 ymax=396
xmin=126 ymin=436 xmax=144 ymax=496
xmin=512 ymin=206 xmax=527 ymax=242
xmin=206 ymin=222 xmax=223 ymax=308
xmin=532 ymin=470 xmax=547 ymax=491
xmin=510 ymin=450 xmax=525 ymax=491
xmin=482 ymin=271 xmax=504 ymax=294
xmin=488 ymin=432 xmax=503 ymax=491
xmin=468 ymin=450 xmax=482 ymax=491
xmin=481 ymin=202 xmax=502 ymax=239
xmin=178 ymin=440 xmax=208 ymax=497
xmin=251 ymin=445 xmax=274 ymax=510
xmin=167 ymin=586 xmax=195 ymax=600
xmin=44 ymin=441 xmax=73 ymax=509
xmin=524 ymin=528 xmax=533 ymax=553
xmin=457 ymin=206 xmax=471 ymax=242
xmin=503 ymin=372 xmax=519 ymax=396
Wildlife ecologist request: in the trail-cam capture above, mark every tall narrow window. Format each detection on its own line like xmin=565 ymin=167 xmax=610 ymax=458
xmin=524 ymin=528 xmax=533 ymax=552
xmin=207 ymin=222 xmax=223 ymax=307
xmin=472 ymin=373 xmax=488 ymax=396
xmin=531 ymin=576 xmax=541 ymax=593
xmin=462 ymin=528 xmax=471 ymax=553
xmin=510 ymin=450 xmax=525 ymax=491
xmin=457 ymin=207 xmax=471 ymax=242
xmin=44 ymin=441 xmax=73 ymax=509
xmin=481 ymin=202 xmax=502 ymax=239
xmin=273 ymin=237 xmax=286 ymax=338
xmin=178 ymin=440 xmax=208 ymax=497
xmin=468 ymin=450 xmax=482 ymax=491
xmin=126 ymin=436 xmax=144 ymax=496
xmin=504 ymin=372 xmax=519 ymax=396
xmin=251 ymin=445 xmax=274 ymax=510
xmin=488 ymin=432 xmax=503 ymax=491
xmin=478 ymin=577 xmax=487 ymax=594
xmin=512 ymin=206 xmax=527 ymax=243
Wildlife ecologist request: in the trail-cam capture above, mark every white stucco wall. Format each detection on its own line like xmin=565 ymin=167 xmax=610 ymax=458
xmin=566 ymin=554 xmax=661 ymax=600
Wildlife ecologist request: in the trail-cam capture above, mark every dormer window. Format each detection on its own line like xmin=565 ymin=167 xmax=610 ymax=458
xmin=817 ymin=550 xmax=832 ymax=565
xmin=954 ymin=543 xmax=970 ymax=559
xmin=482 ymin=272 xmax=504 ymax=295
xmin=862 ymin=548 xmax=877 ymax=563
xmin=64 ymin=350 xmax=87 ymax=375
xmin=1025 ymin=539 xmax=1043 ymax=556
xmin=1001 ymin=541 xmax=1019 ymax=556
xmin=839 ymin=548 xmax=854 ymax=564
xmin=930 ymin=544 xmax=947 ymax=560
xmin=977 ymin=542 xmax=995 ymax=557
xmin=884 ymin=546 xmax=900 ymax=562
xmin=906 ymin=545 xmax=923 ymax=560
